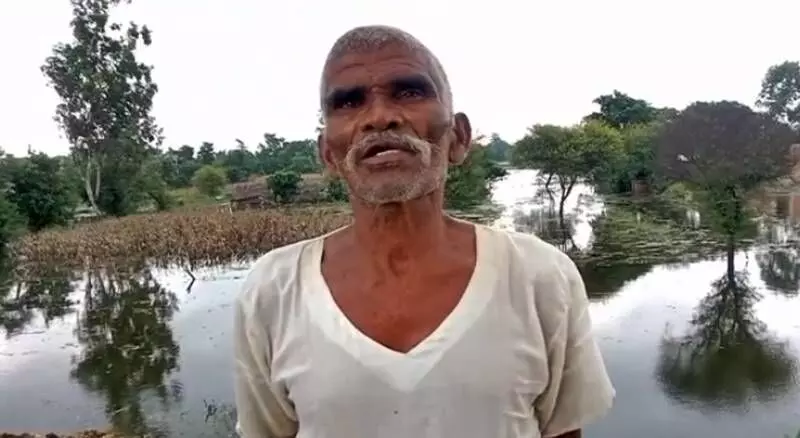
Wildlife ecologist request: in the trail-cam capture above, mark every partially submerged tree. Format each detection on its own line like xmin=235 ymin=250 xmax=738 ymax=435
xmin=41 ymin=0 xmax=161 ymax=215
xmin=513 ymin=121 xmax=623 ymax=219
xmin=757 ymin=61 xmax=800 ymax=130
xmin=655 ymin=101 xmax=796 ymax=238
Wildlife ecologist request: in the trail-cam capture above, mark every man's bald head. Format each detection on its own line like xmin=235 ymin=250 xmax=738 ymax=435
xmin=319 ymin=25 xmax=453 ymax=114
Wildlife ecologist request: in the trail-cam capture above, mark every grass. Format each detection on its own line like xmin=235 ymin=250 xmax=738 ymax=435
xmin=10 ymin=204 xmax=351 ymax=271
xmin=168 ymin=187 xmax=225 ymax=207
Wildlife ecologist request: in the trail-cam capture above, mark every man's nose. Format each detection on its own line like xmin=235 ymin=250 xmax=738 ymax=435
xmin=361 ymin=97 xmax=402 ymax=132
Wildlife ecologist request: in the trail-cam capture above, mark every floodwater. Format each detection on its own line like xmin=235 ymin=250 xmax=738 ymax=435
xmin=2 ymin=169 xmax=800 ymax=437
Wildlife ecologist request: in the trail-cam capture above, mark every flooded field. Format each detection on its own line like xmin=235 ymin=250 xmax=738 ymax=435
xmin=1 ymin=169 xmax=799 ymax=437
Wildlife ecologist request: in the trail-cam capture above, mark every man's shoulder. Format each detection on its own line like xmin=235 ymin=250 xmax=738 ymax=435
xmin=480 ymin=225 xmax=583 ymax=310
xmin=481 ymin=225 xmax=577 ymax=274
xmin=236 ymin=235 xmax=322 ymax=309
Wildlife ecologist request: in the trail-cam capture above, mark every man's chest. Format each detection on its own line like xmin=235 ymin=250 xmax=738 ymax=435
xmin=321 ymin=265 xmax=475 ymax=354
xmin=273 ymin=304 xmax=549 ymax=435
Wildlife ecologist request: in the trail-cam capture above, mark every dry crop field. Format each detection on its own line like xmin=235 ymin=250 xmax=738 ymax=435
xmin=10 ymin=205 xmax=352 ymax=270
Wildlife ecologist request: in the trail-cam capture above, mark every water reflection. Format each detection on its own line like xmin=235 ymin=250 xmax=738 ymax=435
xmin=0 ymin=261 xmax=182 ymax=436
xmin=656 ymin=249 xmax=798 ymax=411
xmin=72 ymin=265 xmax=182 ymax=436
xmin=512 ymin=205 xmax=578 ymax=254
xmin=0 ymin=261 xmax=77 ymax=339
xmin=757 ymin=244 xmax=800 ymax=297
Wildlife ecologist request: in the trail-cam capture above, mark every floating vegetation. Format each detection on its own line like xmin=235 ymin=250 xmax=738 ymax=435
xmin=10 ymin=205 xmax=352 ymax=271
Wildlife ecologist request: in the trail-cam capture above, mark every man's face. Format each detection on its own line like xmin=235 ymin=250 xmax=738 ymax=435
xmin=319 ymin=44 xmax=471 ymax=205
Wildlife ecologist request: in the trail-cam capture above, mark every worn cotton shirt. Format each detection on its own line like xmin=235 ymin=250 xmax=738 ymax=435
xmin=234 ymin=224 xmax=615 ymax=438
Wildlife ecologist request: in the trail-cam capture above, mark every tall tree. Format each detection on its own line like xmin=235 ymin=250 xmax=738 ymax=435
xmin=655 ymin=101 xmax=796 ymax=240
xmin=485 ymin=133 xmax=512 ymax=162
xmin=757 ymin=61 xmax=800 ymax=130
xmin=585 ymin=90 xmax=658 ymax=129
xmin=41 ymin=0 xmax=161 ymax=215
xmin=513 ymin=121 xmax=623 ymax=218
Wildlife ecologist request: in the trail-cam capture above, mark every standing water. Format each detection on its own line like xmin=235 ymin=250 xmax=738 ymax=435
xmin=1 ymin=169 xmax=799 ymax=437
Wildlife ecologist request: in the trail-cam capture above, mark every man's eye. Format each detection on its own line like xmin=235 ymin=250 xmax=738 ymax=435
xmin=396 ymin=88 xmax=425 ymax=100
xmin=333 ymin=98 xmax=361 ymax=110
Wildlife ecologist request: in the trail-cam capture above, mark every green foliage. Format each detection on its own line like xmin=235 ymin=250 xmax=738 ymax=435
xmin=325 ymin=176 xmax=348 ymax=202
xmin=0 ymin=193 xmax=25 ymax=252
xmin=655 ymin=101 xmax=796 ymax=191
xmin=192 ymin=165 xmax=228 ymax=198
xmin=585 ymin=90 xmax=658 ymax=129
xmin=485 ymin=133 xmax=512 ymax=162
xmin=694 ymin=186 xmax=759 ymax=241
xmin=597 ymin=121 xmax=663 ymax=193
xmin=255 ymin=134 xmax=321 ymax=175
xmin=5 ymin=152 xmax=77 ymax=231
xmin=514 ymin=121 xmax=623 ymax=213
xmin=757 ymin=61 xmax=800 ymax=129
xmin=136 ymin=157 xmax=174 ymax=211
xmin=268 ymin=171 xmax=302 ymax=204
xmin=41 ymin=0 xmax=161 ymax=215
xmin=445 ymin=144 xmax=508 ymax=209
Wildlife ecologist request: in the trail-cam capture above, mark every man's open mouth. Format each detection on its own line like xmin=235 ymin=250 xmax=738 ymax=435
xmin=361 ymin=144 xmax=414 ymax=160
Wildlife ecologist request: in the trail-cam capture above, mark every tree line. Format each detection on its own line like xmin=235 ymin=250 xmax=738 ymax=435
xmin=512 ymin=61 xmax=800 ymax=243
xmin=0 ymin=0 xmax=511 ymax=252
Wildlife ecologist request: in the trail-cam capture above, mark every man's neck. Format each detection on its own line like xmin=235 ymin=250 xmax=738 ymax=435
xmin=349 ymin=191 xmax=449 ymax=276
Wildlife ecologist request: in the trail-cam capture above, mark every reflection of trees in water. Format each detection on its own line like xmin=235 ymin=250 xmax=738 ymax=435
xmin=757 ymin=244 xmax=800 ymax=297
xmin=71 ymin=265 xmax=182 ymax=437
xmin=512 ymin=206 xmax=577 ymax=254
xmin=0 ymin=258 xmax=77 ymax=338
xmin=579 ymin=263 xmax=653 ymax=300
xmin=656 ymin=250 xmax=797 ymax=411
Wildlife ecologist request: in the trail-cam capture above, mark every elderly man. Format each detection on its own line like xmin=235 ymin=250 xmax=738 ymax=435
xmin=233 ymin=25 xmax=615 ymax=438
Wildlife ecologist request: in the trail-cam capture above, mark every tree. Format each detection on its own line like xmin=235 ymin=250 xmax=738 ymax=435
xmin=0 ymin=194 xmax=25 ymax=253
xmin=268 ymin=171 xmax=302 ymax=204
xmin=757 ymin=61 xmax=800 ymax=130
xmin=655 ymin=101 xmax=796 ymax=240
xmin=511 ymin=124 xmax=571 ymax=191
xmin=585 ymin=90 xmax=658 ymax=129
xmin=192 ymin=165 xmax=228 ymax=198
xmin=41 ymin=0 xmax=161 ymax=215
xmin=197 ymin=142 xmax=216 ymax=165
xmin=485 ymin=133 xmax=512 ymax=162
xmin=656 ymin=101 xmax=795 ymax=191
xmin=513 ymin=121 xmax=623 ymax=218
xmin=445 ymin=139 xmax=508 ymax=209
xmin=6 ymin=152 xmax=77 ymax=231
xmin=135 ymin=157 xmax=173 ymax=211
xmin=599 ymin=121 xmax=664 ymax=193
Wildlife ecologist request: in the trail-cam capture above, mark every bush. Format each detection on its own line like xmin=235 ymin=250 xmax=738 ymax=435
xmin=6 ymin=153 xmax=76 ymax=231
xmin=192 ymin=165 xmax=228 ymax=198
xmin=268 ymin=171 xmax=302 ymax=204
xmin=325 ymin=176 xmax=348 ymax=202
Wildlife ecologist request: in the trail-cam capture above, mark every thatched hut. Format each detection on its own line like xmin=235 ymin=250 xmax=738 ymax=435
xmin=230 ymin=178 xmax=270 ymax=211
xmin=229 ymin=173 xmax=330 ymax=210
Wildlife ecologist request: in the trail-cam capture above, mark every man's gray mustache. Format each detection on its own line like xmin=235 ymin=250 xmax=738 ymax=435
xmin=354 ymin=132 xmax=430 ymax=155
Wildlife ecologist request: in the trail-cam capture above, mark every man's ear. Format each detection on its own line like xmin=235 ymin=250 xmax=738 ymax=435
xmin=318 ymin=132 xmax=340 ymax=177
xmin=448 ymin=112 xmax=473 ymax=165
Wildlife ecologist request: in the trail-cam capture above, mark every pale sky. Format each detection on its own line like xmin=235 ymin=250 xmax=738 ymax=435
xmin=1 ymin=0 xmax=798 ymax=156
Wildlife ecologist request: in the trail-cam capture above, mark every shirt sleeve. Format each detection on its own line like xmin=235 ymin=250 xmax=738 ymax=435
xmin=234 ymin=287 xmax=298 ymax=437
xmin=534 ymin=257 xmax=615 ymax=437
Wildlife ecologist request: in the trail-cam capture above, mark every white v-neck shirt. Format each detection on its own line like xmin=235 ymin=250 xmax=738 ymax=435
xmin=234 ymin=224 xmax=615 ymax=438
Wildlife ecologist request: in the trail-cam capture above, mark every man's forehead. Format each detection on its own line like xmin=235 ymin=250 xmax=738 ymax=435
xmin=323 ymin=47 xmax=432 ymax=87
